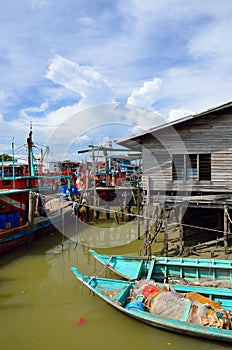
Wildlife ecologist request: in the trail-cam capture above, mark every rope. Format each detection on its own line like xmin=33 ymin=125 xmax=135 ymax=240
xmin=93 ymin=265 xmax=109 ymax=279
xmin=225 ymin=207 xmax=232 ymax=225
xmin=180 ymin=222 xmax=225 ymax=234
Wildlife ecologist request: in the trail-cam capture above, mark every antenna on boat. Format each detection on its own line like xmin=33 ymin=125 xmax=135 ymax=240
xmin=27 ymin=122 xmax=35 ymax=177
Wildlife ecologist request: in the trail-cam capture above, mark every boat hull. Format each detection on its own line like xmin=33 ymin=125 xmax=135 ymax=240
xmin=89 ymin=249 xmax=232 ymax=284
xmin=71 ymin=267 xmax=232 ymax=343
xmin=0 ymin=206 xmax=74 ymax=253
xmin=0 ymin=216 xmax=58 ymax=253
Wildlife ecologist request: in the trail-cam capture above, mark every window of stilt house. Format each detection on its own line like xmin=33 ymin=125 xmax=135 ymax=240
xmin=172 ymin=154 xmax=211 ymax=181
xmin=172 ymin=154 xmax=184 ymax=180
xmin=199 ymin=154 xmax=211 ymax=180
xmin=186 ymin=154 xmax=197 ymax=180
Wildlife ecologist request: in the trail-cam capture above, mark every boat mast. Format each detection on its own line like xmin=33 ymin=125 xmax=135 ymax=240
xmin=12 ymin=137 xmax=15 ymax=188
xmin=40 ymin=148 xmax=43 ymax=175
xmin=27 ymin=125 xmax=35 ymax=177
xmin=1 ymin=155 xmax=4 ymax=180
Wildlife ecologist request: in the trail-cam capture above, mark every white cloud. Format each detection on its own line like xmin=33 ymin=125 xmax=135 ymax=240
xmin=167 ymin=108 xmax=194 ymax=122
xmin=162 ymin=65 xmax=232 ymax=114
xmin=0 ymin=90 xmax=9 ymax=103
xmin=45 ymin=55 xmax=115 ymax=105
xmin=43 ymin=102 xmax=168 ymax=161
xmin=20 ymin=101 xmax=49 ymax=118
xmin=123 ymin=104 xmax=164 ymax=130
xmin=1 ymin=0 xmax=232 ymax=157
xmin=30 ymin=0 xmax=48 ymax=8
xmin=127 ymin=78 xmax=162 ymax=109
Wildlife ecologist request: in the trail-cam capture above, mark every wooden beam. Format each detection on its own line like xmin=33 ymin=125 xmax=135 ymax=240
xmin=224 ymin=205 xmax=229 ymax=254
xmin=179 ymin=205 xmax=184 ymax=255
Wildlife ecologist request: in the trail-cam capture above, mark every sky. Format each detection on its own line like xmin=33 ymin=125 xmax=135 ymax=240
xmin=1 ymin=0 xmax=232 ymax=161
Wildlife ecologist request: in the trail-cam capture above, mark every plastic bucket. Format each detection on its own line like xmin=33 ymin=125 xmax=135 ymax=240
xmin=14 ymin=211 xmax=20 ymax=227
xmin=0 ymin=214 xmax=6 ymax=229
xmin=6 ymin=213 xmax=15 ymax=228
xmin=71 ymin=185 xmax=78 ymax=195
xmin=62 ymin=186 xmax=67 ymax=194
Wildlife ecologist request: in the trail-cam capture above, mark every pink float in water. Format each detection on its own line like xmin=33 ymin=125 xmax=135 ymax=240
xmin=76 ymin=317 xmax=84 ymax=325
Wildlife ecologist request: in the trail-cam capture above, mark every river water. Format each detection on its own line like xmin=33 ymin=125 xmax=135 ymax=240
xmin=0 ymin=220 xmax=231 ymax=350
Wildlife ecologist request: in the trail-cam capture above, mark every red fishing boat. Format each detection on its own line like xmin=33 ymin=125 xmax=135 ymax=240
xmin=0 ymin=128 xmax=72 ymax=253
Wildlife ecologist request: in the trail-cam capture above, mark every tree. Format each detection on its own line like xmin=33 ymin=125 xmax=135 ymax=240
xmin=0 ymin=153 xmax=13 ymax=161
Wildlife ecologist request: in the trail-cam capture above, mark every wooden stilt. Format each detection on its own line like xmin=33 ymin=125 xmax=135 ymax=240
xmin=60 ymin=207 xmax=65 ymax=250
xmin=105 ymin=205 xmax=110 ymax=220
xmin=137 ymin=187 xmax=141 ymax=240
xmin=164 ymin=211 xmax=168 ymax=256
xmin=179 ymin=205 xmax=184 ymax=255
xmin=27 ymin=190 xmax=34 ymax=248
xmin=224 ymin=205 xmax=228 ymax=254
xmin=121 ymin=207 xmax=125 ymax=222
xmin=145 ymin=176 xmax=150 ymax=232
xmin=114 ymin=211 xmax=120 ymax=224
xmin=144 ymin=176 xmax=151 ymax=256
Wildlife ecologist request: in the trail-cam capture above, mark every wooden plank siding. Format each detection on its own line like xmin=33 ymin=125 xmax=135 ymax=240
xmin=139 ymin=111 xmax=232 ymax=194
xmin=117 ymin=103 xmax=232 ymax=248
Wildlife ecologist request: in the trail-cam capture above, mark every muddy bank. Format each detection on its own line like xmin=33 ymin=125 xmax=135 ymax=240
xmin=154 ymin=227 xmax=232 ymax=260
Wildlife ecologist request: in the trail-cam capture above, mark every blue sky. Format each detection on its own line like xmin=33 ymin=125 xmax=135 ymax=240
xmin=1 ymin=0 xmax=232 ymax=161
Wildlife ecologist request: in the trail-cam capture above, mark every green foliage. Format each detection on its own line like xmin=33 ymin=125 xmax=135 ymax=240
xmin=0 ymin=153 xmax=13 ymax=161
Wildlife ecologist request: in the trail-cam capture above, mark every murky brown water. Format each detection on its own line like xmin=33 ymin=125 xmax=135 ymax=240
xmin=0 ymin=221 xmax=231 ymax=350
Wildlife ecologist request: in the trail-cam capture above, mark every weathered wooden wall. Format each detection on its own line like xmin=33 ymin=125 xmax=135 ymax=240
xmin=142 ymin=111 xmax=232 ymax=193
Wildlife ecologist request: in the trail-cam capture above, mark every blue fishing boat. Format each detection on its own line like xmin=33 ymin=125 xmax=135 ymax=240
xmin=71 ymin=267 xmax=232 ymax=343
xmin=89 ymin=249 xmax=232 ymax=285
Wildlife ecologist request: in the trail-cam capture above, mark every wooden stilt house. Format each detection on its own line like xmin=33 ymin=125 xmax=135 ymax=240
xmin=116 ymin=101 xmax=232 ymax=253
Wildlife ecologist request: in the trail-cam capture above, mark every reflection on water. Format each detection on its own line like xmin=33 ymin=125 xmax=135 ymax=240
xmin=0 ymin=226 xmax=231 ymax=350
xmin=71 ymin=221 xmax=140 ymax=248
xmin=59 ymin=215 xmax=143 ymax=248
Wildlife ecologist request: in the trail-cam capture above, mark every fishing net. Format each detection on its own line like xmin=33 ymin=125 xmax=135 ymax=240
xmin=128 ymin=280 xmax=232 ymax=329
xmin=188 ymin=279 xmax=232 ymax=289
xmin=149 ymin=290 xmax=189 ymax=320
xmin=185 ymin=292 xmax=231 ymax=329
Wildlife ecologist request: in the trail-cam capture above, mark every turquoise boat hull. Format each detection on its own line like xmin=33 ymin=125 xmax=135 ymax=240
xmin=89 ymin=249 xmax=232 ymax=284
xmin=71 ymin=267 xmax=232 ymax=343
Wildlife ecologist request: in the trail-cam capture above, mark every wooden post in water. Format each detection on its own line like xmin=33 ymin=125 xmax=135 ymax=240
xmin=60 ymin=206 xmax=65 ymax=250
xmin=124 ymin=190 xmax=127 ymax=221
xmin=164 ymin=209 xmax=169 ymax=256
xmin=137 ymin=207 xmax=141 ymax=240
xmin=105 ymin=205 xmax=110 ymax=220
xmin=224 ymin=205 xmax=228 ymax=254
xmin=28 ymin=190 xmax=34 ymax=248
xmin=179 ymin=205 xmax=184 ymax=255
xmin=121 ymin=206 xmax=125 ymax=222
xmin=164 ymin=217 xmax=168 ymax=256
xmin=144 ymin=176 xmax=151 ymax=256
xmin=121 ymin=192 xmax=125 ymax=222
xmin=144 ymin=176 xmax=150 ymax=232
xmin=114 ymin=211 xmax=120 ymax=224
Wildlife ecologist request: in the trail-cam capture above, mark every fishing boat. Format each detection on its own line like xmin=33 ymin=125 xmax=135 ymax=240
xmin=71 ymin=267 xmax=232 ymax=343
xmin=0 ymin=128 xmax=73 ymax=253
xmin=77 ymin=143 xmax=141 ymax=205
xmin=0 ymin=193 xmax=72 ymax=253
xmin=89 ymin=249 xmax=232 ymax=285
